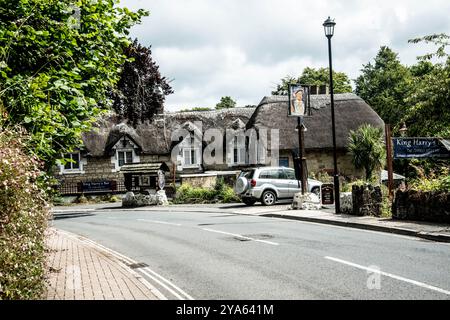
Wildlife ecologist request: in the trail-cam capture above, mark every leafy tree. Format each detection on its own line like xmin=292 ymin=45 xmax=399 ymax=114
xmin=348 ymin=124 xmax=386 ymax=181
xmin=216 ymin=96 xmax=236 ymax=110
xmin=272 ymin=67 xmax=352 ymax=95
xmin=112 ymin=39 xmax=173 ymax=125
xmin=402 ymin=34 xmax=450 ymax=137
xmin=179 ymin=107 xmax=212 ymax=112
xmin=0 ymin=0 xmax=147 ymax=168
xmin=354 ymin=46 xmax=413 ymax=132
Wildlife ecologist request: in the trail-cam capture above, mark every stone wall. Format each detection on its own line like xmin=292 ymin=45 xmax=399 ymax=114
xmin=351 ymin=185 xmax=382 ymax=216
xmin=393 ymin=190 xmax=450 ymax=223
xmin=279 ymin=150 xmax=365 ymax=179
xmin=56 ymin=154 xmax=173 ymax=184
xmin=56 ymin=157 xmax=122 ymax=183
xmin=181 ymin=174 xmax=217 ymax=188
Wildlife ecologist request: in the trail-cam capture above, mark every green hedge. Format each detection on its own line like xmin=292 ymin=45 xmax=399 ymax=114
xmin=173 ymin=178 xmax=240 ymax=204
xmin=0 ymin=128 xmax=49 ymax=300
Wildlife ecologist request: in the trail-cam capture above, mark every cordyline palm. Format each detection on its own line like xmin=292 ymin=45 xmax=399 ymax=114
xmin=348 ymin=124 xmax=386 ymax=181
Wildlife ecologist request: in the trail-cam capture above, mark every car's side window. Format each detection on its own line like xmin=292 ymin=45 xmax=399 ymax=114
xmin=285 ymin=169 xmax=296 ymax=180
xmin=259 ymin=169 xmax=287 ymax=179
xmin=259 ymin=170 xmax=272 ymax=179
xmin=277 ymin=169 xmax=287 ymax=179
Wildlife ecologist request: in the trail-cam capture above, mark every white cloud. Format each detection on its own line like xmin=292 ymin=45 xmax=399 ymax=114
xmin=122 ymin=0 xmax=450 ymax=111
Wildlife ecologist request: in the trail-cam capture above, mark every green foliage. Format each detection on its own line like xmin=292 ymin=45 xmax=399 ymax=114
xmin=174 ymin=178 xmax=240 ymax=204
xmin=272 ymin=67 xmax=352 ymax=95
xmin=402 ymin=35 xmax=450 ymax=137
xmin=215 ymin=96 xmax=236 ymax=110
xmin=408 ymin=166 xmax=450 ymax=192
xmin=355 ymin=35 xmax=449 ymax=138
xmin=355 ymin=46 xmax=413 ymax=132
xmin=408 ymin=33 xmax=449 ymax=61
xmin=309 ymin=170 xmax=333 ymax=183
xmin=0 ymin=0 xmax=148 ymax=169
xmin=341 ymin=179 xmax=366 ymax=192
xmin=0 ymin=127 xmax=49 ymax=300
xmin=380 ymin=184 xmax=392 ymax=218
xmin=179 ymin=107 xmax=212 ymax=112
xmin=348 ymin=124 xmax=386 ymax=181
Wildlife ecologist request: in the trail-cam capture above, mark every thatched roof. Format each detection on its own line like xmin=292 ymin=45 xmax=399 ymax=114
xmin=82 ymin=107 xmax=256 ymax=157
xmin=246 ymin=93 xmax=384 ymax=151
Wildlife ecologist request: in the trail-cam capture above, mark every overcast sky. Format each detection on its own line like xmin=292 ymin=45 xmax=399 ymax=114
xmin=121 ymin=0 xmax=450 ymax=111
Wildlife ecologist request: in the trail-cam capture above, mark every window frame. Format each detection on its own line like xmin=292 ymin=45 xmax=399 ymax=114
xmin=61 ymin=152 xmax=82 ymax=172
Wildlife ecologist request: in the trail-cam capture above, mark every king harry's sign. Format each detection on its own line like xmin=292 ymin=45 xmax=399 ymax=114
xmin=393 ymin=138 xmax=450 ymax=159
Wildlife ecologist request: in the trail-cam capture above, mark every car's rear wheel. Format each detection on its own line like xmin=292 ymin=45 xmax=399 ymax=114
xmin=261 ymin=190 xmax=276 ymax=206
xmin=242 ymin=198 xmax=256 ymax=206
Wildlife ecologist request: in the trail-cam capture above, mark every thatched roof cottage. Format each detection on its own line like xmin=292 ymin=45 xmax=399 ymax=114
xmin=246 ymin=93 xmax=385 ymax=177
xmin=55 ymin=93 xmax=384 ymax=195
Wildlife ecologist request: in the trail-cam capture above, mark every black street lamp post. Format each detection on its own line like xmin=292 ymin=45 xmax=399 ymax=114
xmin=323 ymin=16 xmax=340 ymax=214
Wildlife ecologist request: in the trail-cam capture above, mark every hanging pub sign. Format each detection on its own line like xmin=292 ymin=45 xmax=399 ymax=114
xmin=288 ymin=84 xmax=308 ymax=117
xmin=393 ymin=138 xmax=450 ymax=159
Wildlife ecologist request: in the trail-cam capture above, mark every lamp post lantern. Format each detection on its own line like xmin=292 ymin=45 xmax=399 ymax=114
xmin=323 ymin=16 xmax=340 ymax=214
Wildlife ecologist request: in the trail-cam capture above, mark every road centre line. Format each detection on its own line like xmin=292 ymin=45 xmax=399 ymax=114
xmin=202 ymin=228 xmax=279 ymax=246
xmin=325 ymin=256 xmax=450 ymax=296
xmin=137 ymin=219 xmax=182 ymax=227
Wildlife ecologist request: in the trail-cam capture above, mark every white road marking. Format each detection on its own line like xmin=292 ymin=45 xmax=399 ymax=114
xmin=137 ymin=219 xmax=182 ymax=227
xmin=325 ymin=256 xmax=450 ymax=296
xmin=202 ymin=228 xmax=279 ymax=246
xmin=141 ymin=267 xmax=194 ymax=300
xmin=52 ymin=209 xmax=95 ymax=213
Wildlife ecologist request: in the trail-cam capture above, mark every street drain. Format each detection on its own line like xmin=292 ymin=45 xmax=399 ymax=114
xmin=128 ymin=262 xmax=149 ymax=269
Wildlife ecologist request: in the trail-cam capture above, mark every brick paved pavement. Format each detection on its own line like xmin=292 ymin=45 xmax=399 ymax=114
xmin=45 ymin=228 xmax=164 ymax=300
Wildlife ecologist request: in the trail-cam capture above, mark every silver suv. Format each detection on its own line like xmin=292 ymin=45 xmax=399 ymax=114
xmin=235 ymin=167 xmax=322 ymax=206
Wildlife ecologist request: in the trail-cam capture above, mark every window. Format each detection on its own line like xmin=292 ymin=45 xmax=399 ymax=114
xmin=232 ymin=136 xmax=246 ymax=165
xmin=183 ymin=148 xmax=199 ymax=166
xmin=63 ymin=153 xmax=80 ymax=170
xmin=233 ymin=147 xmax=246 ymax=164
xmin=279 ymin=157 xmax=289 ymax=168
xmin=259 ymin=169 xmax=286 ymax=179
xmin=284 ymin=169 xmax=296 ymax=180
xmin=118 ymin=151 xmax=133 ymax=167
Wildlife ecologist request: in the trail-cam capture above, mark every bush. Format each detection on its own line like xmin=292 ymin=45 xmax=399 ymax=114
xmin=174 ymin=178 xmax=240 ymax=204
xmin=348 ymin=124 xmax=386 ymax=180
xmin=309 ymin=170 xmax=333 ymax=183
xmin=341 ymin=179 xmax=366 ymax=192
xmin=408 ymin=166 xmax=450 ymax=192
xmin=380 ymin=184 xmax=392 ymax=218
xmin=0 ymin=128 xmax=49 ymax=300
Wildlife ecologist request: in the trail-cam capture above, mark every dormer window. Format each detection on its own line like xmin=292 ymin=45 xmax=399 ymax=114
xmin=118 ymin=151 xmax=133 ymax=167
xmin=232 ymin=136 xmax=246 ymax=165
xmin=111 ymin=136 xmax=140 ymax=172
xmin=180 ymin=132 xmax=201 ymax=168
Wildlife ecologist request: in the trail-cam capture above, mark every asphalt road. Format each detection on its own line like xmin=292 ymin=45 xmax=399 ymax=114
xmin=51 ymin=205 xmax=450 ymax=300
